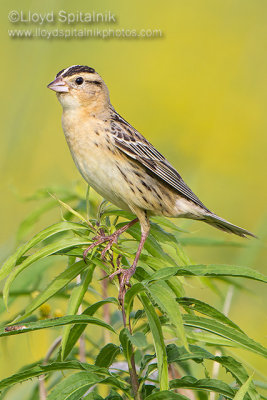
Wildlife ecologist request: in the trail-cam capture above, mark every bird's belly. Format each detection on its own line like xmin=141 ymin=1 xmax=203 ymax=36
xmin=65 ymin=133 xmax=131 ymax=210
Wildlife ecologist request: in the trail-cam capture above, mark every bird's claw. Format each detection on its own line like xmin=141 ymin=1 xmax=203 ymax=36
xmin=109 ymin=268 xmax=133 ymax=285
xmin=109 ymin=265 xmax=135 ymax=305
xmin=82 ymin=232 xmax=119 ymax=262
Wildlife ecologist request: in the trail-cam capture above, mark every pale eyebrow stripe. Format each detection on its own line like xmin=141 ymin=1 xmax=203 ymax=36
xmin=56 ymin=65 xmax=78 ymax=78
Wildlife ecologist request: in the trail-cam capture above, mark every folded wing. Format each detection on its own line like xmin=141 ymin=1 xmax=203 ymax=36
xmin=110 ymin=109 xmax=210 ymax=212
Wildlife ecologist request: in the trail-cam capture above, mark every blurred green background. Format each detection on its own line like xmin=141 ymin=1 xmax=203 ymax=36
xmin=1 ymin=0 xmax=266 ymax=388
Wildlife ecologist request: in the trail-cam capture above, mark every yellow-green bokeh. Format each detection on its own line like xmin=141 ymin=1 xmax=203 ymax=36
xmin=1 ymin=0 xmax=266 ymax=387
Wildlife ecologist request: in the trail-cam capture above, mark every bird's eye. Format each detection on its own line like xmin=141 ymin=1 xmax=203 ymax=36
xmin=75 ymin=77 xmax=84 ymax=85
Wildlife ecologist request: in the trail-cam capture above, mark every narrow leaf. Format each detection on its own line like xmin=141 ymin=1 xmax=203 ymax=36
xmin=95 ymin=343 xmax=120 ymax=368
xmin=148 ymin=282 xmax=188 ymax=350
xmin=119 ymin=328 xmax=133 ymax=362
xmin=124 ymin=282 xmax=146 ymax=322
xmin=183 ymin=315 xmax=267 ymax=358
xmin=50 ymin=194 xmax=91 ymax=226
xmin=46 ymin=372 xmax=105 ymax=400
xmin=0 ymin=361 xmax=109 ymax=391
xmin=3 ymin=238 xmax=90 ymax=307
xmin=0 ymin=222 xmax=89 ymax=282
xmin=170 ymin=376 xmax=235 ymax=398
xmin=140 ymin=293 xmax=169 ymax=391
xmin=151 ymin=216 xmax=187 ymax=233
xmin=123 ymin=330 xmax=147 ymax=348
xmin=174 ymin=264 xmax=267 ymax=283
xmin=61 ymin=264 xmax=96 ymax=360
xmin=1 ymin=315 xmax=115 ymax=337
xmin=62 ymin=298 xmax=118 ymax=359
xmin=14 ymin=260 xmax=88 ymax=322
xmin=177 ymin=297 xmax=244 ymax=332
xmin=167 ymin=344 xmax=259 ymax=400
xmin=233 ymin=376 xmax=254 ymax=400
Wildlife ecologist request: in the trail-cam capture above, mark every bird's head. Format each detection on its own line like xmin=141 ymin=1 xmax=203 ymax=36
xmin=47 ymin=65 xmax=110 ymax=111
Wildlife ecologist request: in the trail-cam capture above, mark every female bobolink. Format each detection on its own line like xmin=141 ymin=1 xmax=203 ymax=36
xmin=48 ymin=65 xmax=255 ymax=287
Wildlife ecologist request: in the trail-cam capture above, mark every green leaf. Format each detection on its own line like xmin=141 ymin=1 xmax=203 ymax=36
xmin=146 ymin=391 xmax=190 ymax=400
xmin=119 ymin=328 xmax=133 ymax=361
xmin=140 ymin=293 xmax=168 ymax=391
xmin=233 ymin=376 xmax=254 ymax=400
xmin=139 ymin=255 xmax=173 ymax=270
xmin=0 ymin=222 xmax=89 ymax=282
xmin=0 ymin=361 xmax=110 ymax=391
xmin=147 ymin=282 xmax=188 ymax=350
xmin=61 ymin=264 xmax=96 ymax=360
xmin=167 ymin=343 xmax=213 ymax=363
xmin=151 ymin=216 xmax=187 ymax=233
xmin=185 ymin=329 xmax=237 ymax=347
xmin=46 ymin=371 xmax=105 ymax=400
xmin=221 ymin=361 xmax=258 ymax=400
xmin=177 ymin=297 xmax=244 ymax=332
xmin=62 ymin=298 xmax=118 ymax=359
xmin=170 ymin=376 xmax=235 ymax=398
xmin=139 ymin=257 xmax=185 ymax=297
xmin=50 ymin=194 xmax=92 ymax=227
xmin=149 ymin=222 xmax=179 ymax=246
xmin=14 ymin=260 xmax=88 ymax=322
xmin=167 ymin=344 xmax=259 ymax=400
xmin=122 ymin=330 xmax=147 ymax=348
xmin=124 ymin=282 xmax=146 ymax=322
xmin=183 ymin=315 xmax=267 ymax=357
xmin=103 ymin=209 xmax=135 ymax=220
xmin=3 ymin=237 xmax=91 ymax=307
xmin=1 ymin=315 xmax=115 ymax=337
xmin=148 ymin=267 xmax=182 ymax=282
xmin=95 ymin=343 xmax=120 ymax=368
xmin=173 ymin=264 xmax=267 ymax=283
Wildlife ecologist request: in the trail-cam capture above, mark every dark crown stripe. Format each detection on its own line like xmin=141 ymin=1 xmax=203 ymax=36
xmin=56 ymin=65 xmax=95 ymax=78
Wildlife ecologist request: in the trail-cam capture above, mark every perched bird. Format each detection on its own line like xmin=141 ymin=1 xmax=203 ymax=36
xmin=47 ymin=65 xmax=255 ymax=287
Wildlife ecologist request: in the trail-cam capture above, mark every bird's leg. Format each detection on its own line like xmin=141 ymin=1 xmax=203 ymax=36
xmin=83 ymin=218 xmax=138 ymax=262
xmin=109 ymin=212 xmax=150 ymax=304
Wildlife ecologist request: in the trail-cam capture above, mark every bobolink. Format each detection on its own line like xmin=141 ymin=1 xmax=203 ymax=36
xmin=48 ymin=65 xmax=255 ymax=287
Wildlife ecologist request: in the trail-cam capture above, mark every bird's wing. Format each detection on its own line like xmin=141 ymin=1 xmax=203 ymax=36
xmin=110 ymin=110 xmax=209 ymax=212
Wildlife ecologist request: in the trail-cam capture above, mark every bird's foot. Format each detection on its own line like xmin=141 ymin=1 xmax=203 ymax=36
xmin=109 ymin=261 xmax=137 ymax=305
xmin=83 ymin=231 xmax=119 ymax=262
xmin=82 ymin=219 xmax=139 ymax=263
xmin=109 ymin=266 xmax=135 ymax=286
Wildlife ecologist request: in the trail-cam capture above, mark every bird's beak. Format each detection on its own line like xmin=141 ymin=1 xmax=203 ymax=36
xmin=47 ymin=77 xmax=69 ymax=93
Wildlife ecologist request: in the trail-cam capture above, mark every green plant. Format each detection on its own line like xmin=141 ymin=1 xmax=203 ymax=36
xmin=0 ymin=184 xmax=266 ymax=400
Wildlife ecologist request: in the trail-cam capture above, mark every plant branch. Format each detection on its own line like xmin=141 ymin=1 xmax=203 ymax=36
xmin=38 ymin=336 xmax=62 ymax=400
xmin=120 ymin=282 xmax=142 ymax=400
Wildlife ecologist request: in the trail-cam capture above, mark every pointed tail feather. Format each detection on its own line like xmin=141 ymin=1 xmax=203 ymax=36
xmin=203 ymin=213 xmax=256 ymax=238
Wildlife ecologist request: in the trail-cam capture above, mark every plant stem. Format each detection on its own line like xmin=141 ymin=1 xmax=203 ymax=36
xmin=102 ymin=270 xmax=111 ymax=344
xmin=76 ymin=274 xmax=86 ymax=362
xmin=130 ymin=354 xmax=142 ymax=400
xmin=210 ymin=285 xmax=234 ymax=400
xmin=121 ymin=286 xmax=142 ymax=400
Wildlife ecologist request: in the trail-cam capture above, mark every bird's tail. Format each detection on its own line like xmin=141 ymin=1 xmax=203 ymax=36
xmin=202 ymin=213 xmax=256 ymax=238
